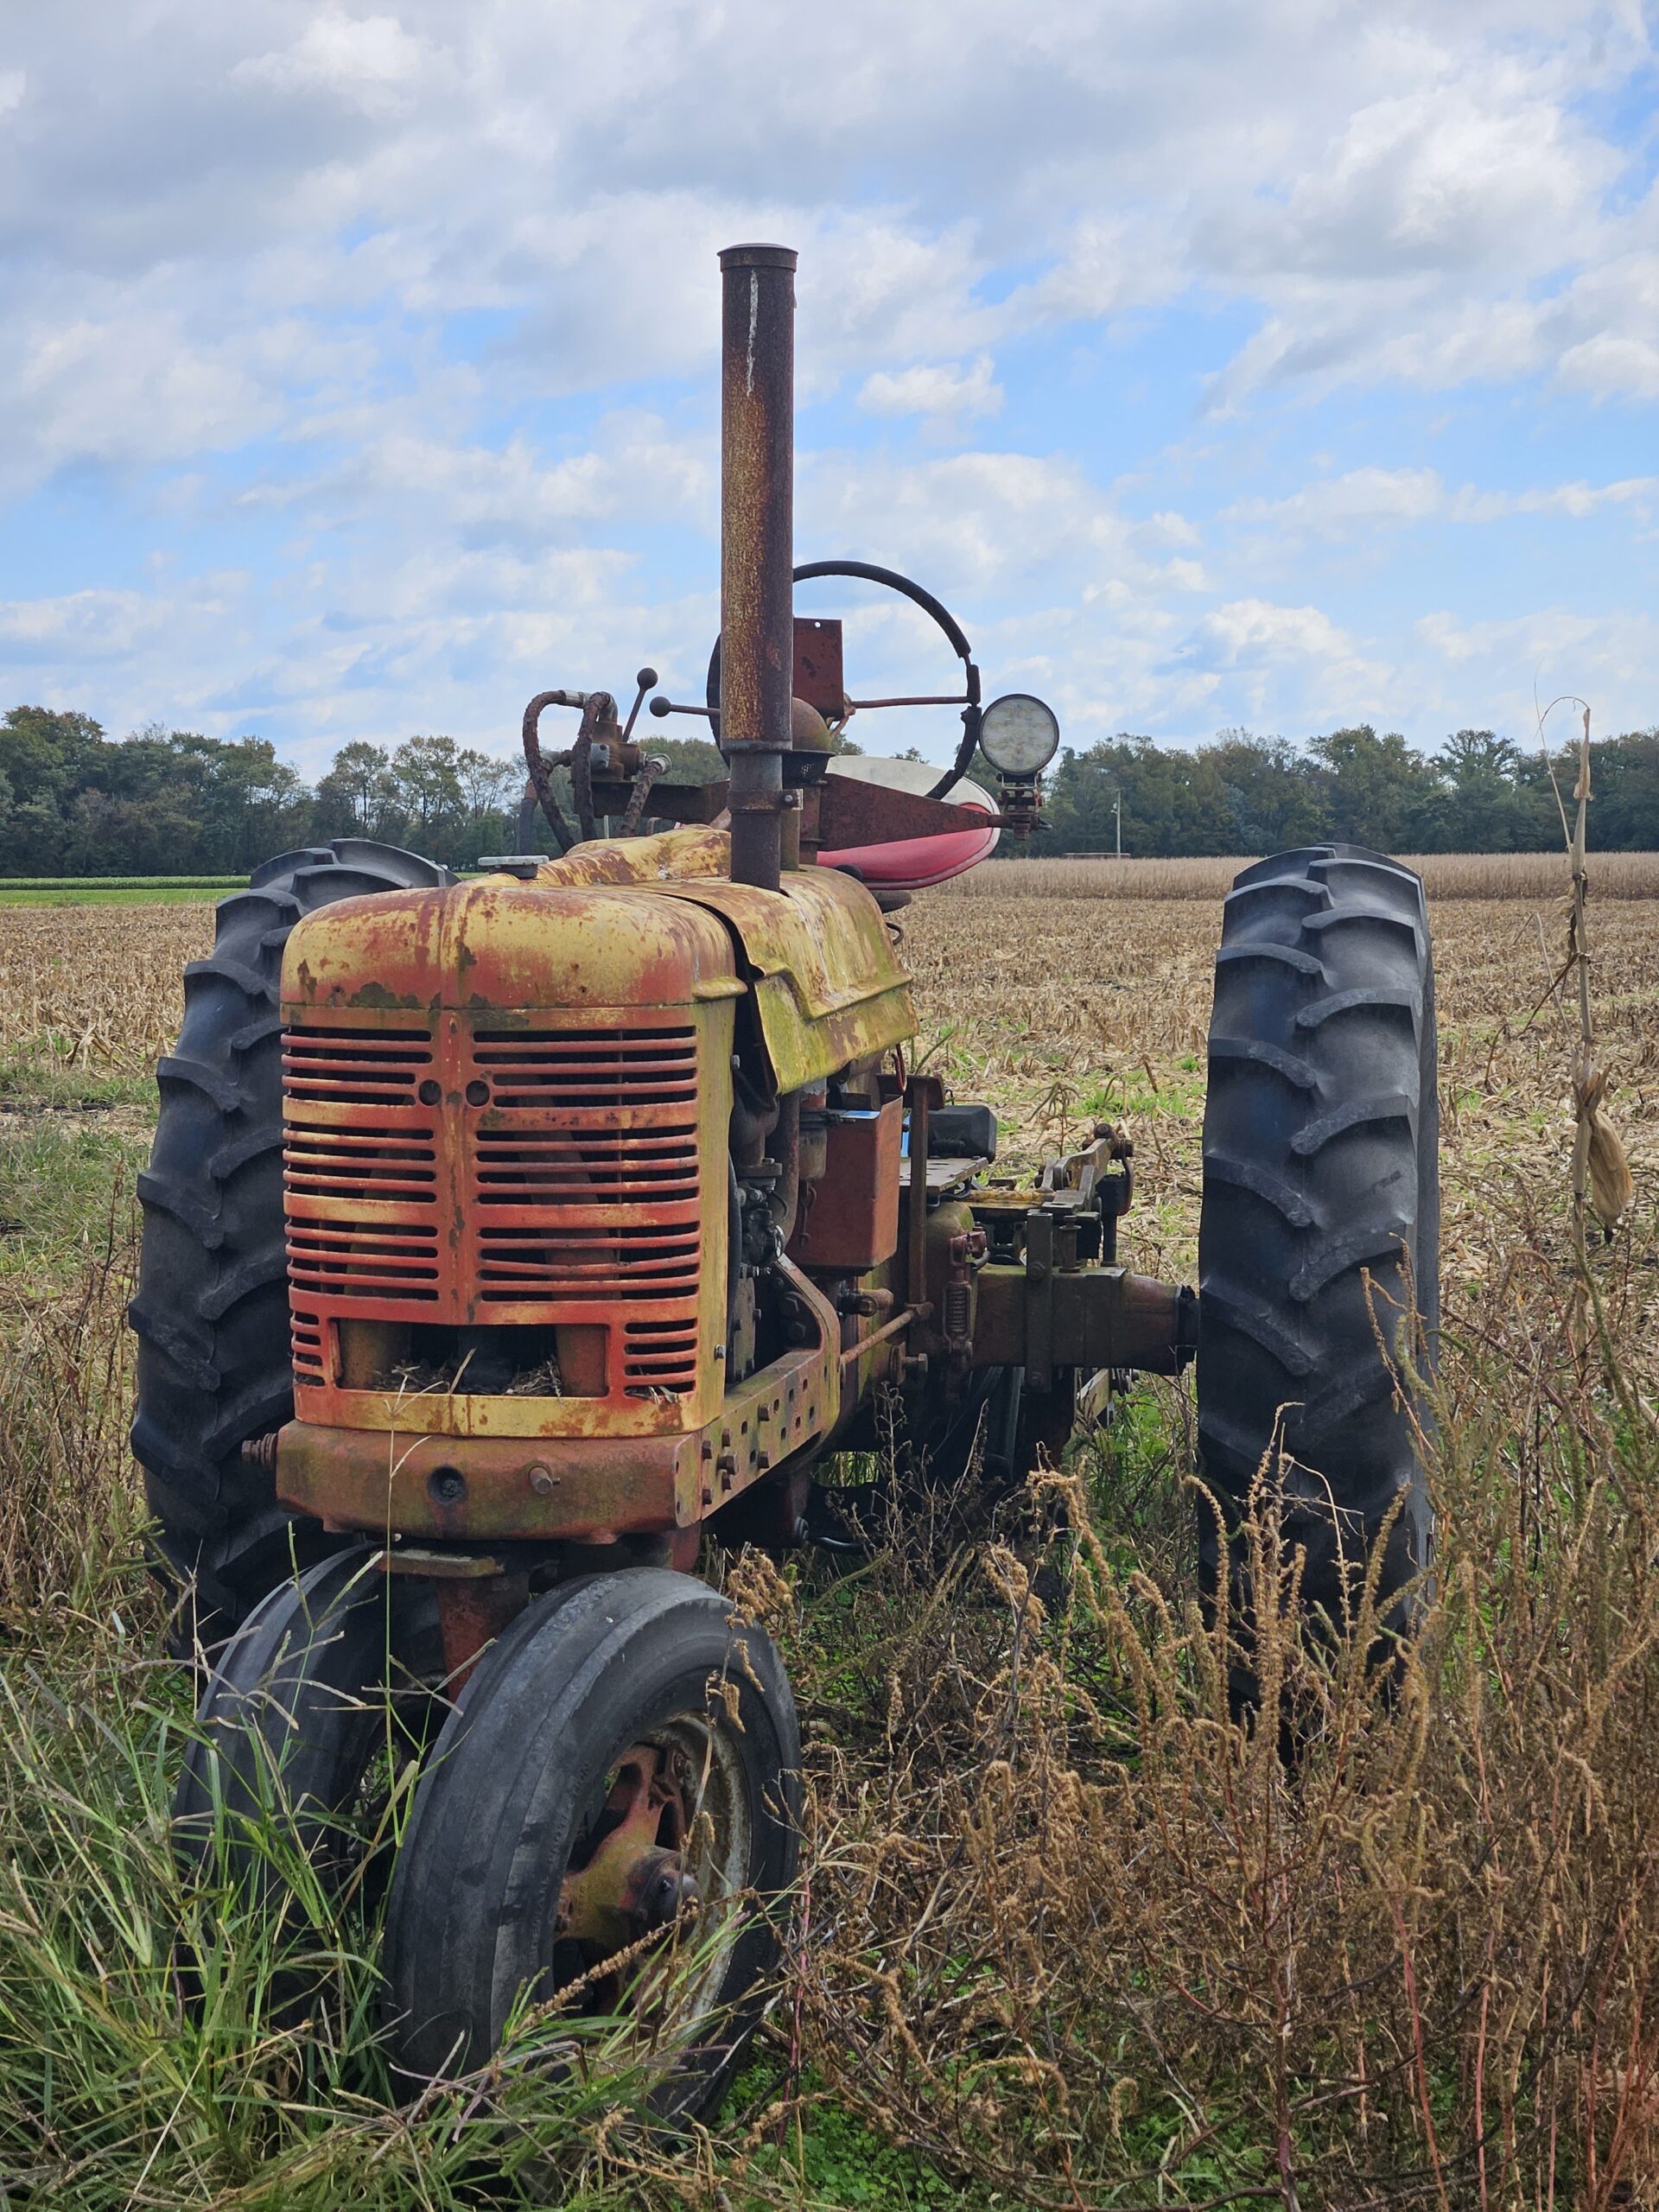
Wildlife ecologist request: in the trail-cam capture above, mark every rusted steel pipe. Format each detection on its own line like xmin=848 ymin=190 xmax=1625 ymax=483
xmin=522 ymin=690 xmax=582 ymax=853
xmin=719 ymin=242 xmax=797 ymax=893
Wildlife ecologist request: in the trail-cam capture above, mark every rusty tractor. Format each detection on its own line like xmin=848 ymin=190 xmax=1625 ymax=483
xmin=135 ymin=244 xmax=1437 ymax=2106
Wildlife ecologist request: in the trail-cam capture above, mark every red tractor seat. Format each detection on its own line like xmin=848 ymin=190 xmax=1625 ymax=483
xmin=818 ymin=756 xmax=1000 ymax=892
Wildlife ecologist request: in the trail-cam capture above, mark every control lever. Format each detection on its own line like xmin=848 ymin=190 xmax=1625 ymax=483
xmin=621 ymin=667 xmax=659 ymax=743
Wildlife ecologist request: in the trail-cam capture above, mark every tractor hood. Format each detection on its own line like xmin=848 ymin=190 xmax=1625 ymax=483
xmin=282 ymin=827 xmax=915 ymax=1091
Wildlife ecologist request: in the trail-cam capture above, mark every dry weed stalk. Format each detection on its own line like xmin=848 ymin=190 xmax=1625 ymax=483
xmin=721 ymin=1401 xmax=1659 ymax=2209
xmin=1554 ymin=712 xmax=1636 ymax=1243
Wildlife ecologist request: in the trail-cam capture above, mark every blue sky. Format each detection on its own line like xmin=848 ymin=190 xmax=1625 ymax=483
xmin=0 ymin=1 xmax=1656 ymax=779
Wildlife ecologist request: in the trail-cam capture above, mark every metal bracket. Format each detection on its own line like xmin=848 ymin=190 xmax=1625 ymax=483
xmin=1025 ymin=1206 xmax=1055 ymax=1394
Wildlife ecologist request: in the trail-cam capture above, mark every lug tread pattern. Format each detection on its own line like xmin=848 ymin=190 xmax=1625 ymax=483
xmin=130 ymin=838 xmax=454 ymax=1652
xmin=1198 ymin=842 xmax=1439 ymax=1630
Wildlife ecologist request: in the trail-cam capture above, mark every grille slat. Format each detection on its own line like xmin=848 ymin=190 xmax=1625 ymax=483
xmin=474 ymin=1027 xmax=697 ymax=1108
xmin=469 ymin=1031 xmax=702 ymax=1378
xmin=291 ymin=1308 xmax=326 ymax=1383
xmin=283 ymin=1028 xmax=435 ymax=1109
xmin=284 ymin=1027 xmax=442 ymax=1310
xmin=284 ymin=1016 xmax=705 ymax=1394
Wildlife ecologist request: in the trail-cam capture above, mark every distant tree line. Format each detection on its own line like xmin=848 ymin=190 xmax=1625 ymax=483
xmin=3 ymin=704 xmax=1656 ymax=876
xmin=0 ymin=707 xmax=721 ymax=876
xmin=1027 ymin=725 xmax=1659 ymax=857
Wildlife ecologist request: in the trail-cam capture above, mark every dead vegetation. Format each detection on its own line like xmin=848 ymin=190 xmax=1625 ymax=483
xmin=2 ymin=868 xmax=1658 ymax=2205
xmin=934 ymin=850 xmax=1659 ymax=899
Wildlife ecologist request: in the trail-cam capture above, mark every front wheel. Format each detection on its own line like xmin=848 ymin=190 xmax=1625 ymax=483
xmin=1197 ymin=844 xmax=1439 ymax=1669
xmin=173 ymin=1547 xmax=445 ymax=1996
xmin=385 ymin=1569 xmax=801 ymax=2117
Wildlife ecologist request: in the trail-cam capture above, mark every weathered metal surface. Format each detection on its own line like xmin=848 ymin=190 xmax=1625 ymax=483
xmin=903 ymin=1076 xmax=944 ymax=1319
xmin=278 ymin=1419 xmax=702 ymax=1537
xmin=275 ymin=1265 xmax=842 ymax=1539
xmin=720 ymin=243 xmax=798 ymax=893
xmin=928 ymin=1204 xmax=987 ymax=1374
xmin=558 ymin=1743 xmax=696 ymax=1962
xmin=435 ymin=1571 xmax=528 ymax=1688
xmin=659 ymin=865 xmax=914 ymax=1093
xmin=787 ymin=1100 xmax=902 ymax=1270
xmin=791 ymin=618 xmax=844 ymax=719
xmin=282 ymin=875 xmax=739 ymax=1440
xmin=814 ymin=773 xmax=996 ymax=853
xmin=1025 ymin=1210 xmax=1055 ymax=1392
xmin=588 ymin=777 xmax=732 ymax=826
xmin=971 ymin=1264 xmax=1197 ymax=1376
xmin=284 ymin=865 xmax=737 ymax=1013
xmin=530 ymin=823 xmax=732 ymax=892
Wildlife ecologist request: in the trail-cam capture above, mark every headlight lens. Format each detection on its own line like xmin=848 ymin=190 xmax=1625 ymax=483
xmin=979 ymin=692 xmax=1059 ymax=776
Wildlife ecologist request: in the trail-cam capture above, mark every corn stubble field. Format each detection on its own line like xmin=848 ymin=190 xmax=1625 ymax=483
xmin=3 ymin=858 xmax=1659 ymax=2209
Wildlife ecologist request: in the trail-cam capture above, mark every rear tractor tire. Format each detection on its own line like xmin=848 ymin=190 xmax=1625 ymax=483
xmin=130 ymin=839 xmax=452 ymax=1656
xmin=1196 ymin=844 xmax=1439 ymax=1681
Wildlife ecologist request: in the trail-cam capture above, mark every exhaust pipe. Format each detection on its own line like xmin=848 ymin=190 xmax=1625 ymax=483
xmin=719 ymin=242 xmax=797 ymax=893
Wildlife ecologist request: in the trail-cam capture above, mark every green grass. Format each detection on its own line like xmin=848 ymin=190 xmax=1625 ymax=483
xmin=0 ymin=875 xmax=245 ymax=889
xmin=0 ymin=1062 xmax=154 ymax=1290
xmin=0 ymin=884 xmax=231 ymax=905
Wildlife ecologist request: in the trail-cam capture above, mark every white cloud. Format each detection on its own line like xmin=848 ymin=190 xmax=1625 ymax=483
xmin=1557 ymin=333 xmax=1659 ymax=401
xmin=0 ymin=2 xmax=1656 ymax=756
xmin=858 ymin=356 xmax=1002 ymax=423
xmin=1414 ymin=604 xmax=1659 ymax=735
xmin=232 ymin=14 xmax=426 ymax=113
xmin=1226 ymin=467 xmax=1446 ymax=531
xmin=1227 ymin=467 xmax=1659 ymax=534
xmin=1187 ymin=599 xmax=1362 ymax=668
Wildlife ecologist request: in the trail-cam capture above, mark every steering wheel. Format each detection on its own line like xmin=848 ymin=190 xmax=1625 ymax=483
xmin=702 ymin=560 xmax=982 ymax=801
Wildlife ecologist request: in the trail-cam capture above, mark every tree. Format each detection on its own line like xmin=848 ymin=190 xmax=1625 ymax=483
xmin=0 ymin=706 xmax=109 ymax=871
xmin=389 ymin=736 xmax=464 ymax=848
xmin=1306 ymin=727 xmax=1440 ymax=851
xmin=1431 ymin=729 xmax=1536 ymax=852
xmin=314 ymin=742 xmax=398 ymax=840
xmin=1588 ymin=728 xmax=1659 ymax=849
xmin=455 ymin=748 xmax=521 ymax=823
xmin=1206 ymin=731 xmax=1327 ymax=852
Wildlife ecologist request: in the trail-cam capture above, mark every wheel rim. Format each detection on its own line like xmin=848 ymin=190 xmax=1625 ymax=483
xmin=553 ymin=1708 xmax=753 ymax=2031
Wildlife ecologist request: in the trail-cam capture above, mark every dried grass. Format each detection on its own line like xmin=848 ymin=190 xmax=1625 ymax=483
xmin=2 ymin=865 xmax=1658 ymax=2203
xmin=0 ymin=904 xmax=208 ymax=1074
xmin=933 ymin=850 xmax=1659 ymax=899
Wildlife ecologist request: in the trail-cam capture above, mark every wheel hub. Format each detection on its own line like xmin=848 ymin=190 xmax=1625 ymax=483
xmin=556 ymin=1743 xmax=699 ymax=1964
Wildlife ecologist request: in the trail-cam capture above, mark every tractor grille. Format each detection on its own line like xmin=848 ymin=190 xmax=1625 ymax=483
xmin=283 ymin=1016 xmax=705 ymax=1401
xmin=283 ymin=1025 xmax=441 ymax=1307
xmin=467 ymin=1029 xmax=702 ymax=1392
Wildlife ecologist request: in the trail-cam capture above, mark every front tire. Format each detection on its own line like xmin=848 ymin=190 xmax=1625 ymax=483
xmin=1197 ymin=844 xmax=1439 ymax=1664
xmin=174 ymin=1547 xmax=444 ymax=1929
xmin=385 ymin=1569 xmax=801 ymax=2116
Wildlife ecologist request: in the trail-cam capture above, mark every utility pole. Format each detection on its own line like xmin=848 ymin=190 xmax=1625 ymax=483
xmin=1114 ymin=791 xmax=1122 ymax=860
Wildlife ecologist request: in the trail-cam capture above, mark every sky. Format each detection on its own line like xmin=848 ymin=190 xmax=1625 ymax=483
xmin=1 ymin=1 xmax=1656 ymax=780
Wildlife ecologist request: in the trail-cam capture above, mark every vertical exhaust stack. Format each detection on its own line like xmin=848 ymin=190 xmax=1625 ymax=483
xmin=719 ymin=243 xmax=797 ymax=893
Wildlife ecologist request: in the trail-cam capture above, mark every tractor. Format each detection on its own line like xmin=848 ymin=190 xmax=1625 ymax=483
xmin=133 ymin=244 xmax=1437 ymax=2108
